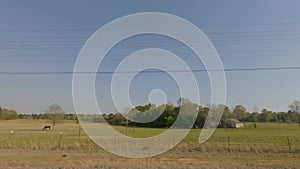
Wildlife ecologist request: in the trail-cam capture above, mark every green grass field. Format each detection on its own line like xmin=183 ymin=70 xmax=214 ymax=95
xmin=0 ymin=120 xmax=300 ymax=168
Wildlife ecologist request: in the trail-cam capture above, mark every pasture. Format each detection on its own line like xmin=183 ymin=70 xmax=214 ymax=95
xmin=0 ymin=119 xmax=300 ymax=168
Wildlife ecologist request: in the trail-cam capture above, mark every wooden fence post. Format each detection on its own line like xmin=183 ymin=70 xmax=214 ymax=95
xmin=58 ymin=132 xmax=63 ymax=149
xmin=287 ymin=135 xmax=292 ymax=151
xmin=78 ymin=128 xmax=82 ymax=136
xmin=8 ymin=130 xmax=14 ymax=141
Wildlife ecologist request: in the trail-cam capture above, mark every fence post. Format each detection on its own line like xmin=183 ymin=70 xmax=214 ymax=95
xmin=287 ymin=135 xmax=292 ymax=151
xmin=8 ymin=130 xmax=14 ymax=140
xmin=227 ymin=135 xmax=230 ymax=146
xmin=58 ymin=132 xmax=63 ymax=149
xmin=78 ymin=128 xmax=82 ymax=136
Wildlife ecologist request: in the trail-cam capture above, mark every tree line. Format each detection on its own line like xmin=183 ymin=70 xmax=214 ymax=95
xmin=77 ymin=99 xmax=300 ymax=128
xmin=18 ymin=113 xmax=78 ymax=121
xmin=0 ymin=107 xmax=18 ymax=120
xmin=6 ymin=100 xmax=300 ymax=129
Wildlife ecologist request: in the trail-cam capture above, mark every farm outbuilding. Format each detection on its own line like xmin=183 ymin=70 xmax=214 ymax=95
xmin=224 ymin=119 xmax=244 ymax=128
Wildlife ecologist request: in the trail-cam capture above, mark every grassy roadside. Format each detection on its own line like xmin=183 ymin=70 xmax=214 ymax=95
xmin=0 ymin=120 xmax=299 ymax=168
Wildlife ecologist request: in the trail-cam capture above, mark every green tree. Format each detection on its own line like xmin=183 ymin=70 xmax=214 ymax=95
xmin=135 ymin=103 xmax=155 ymax=112
xmin=289 ymin=100 xmax=300 ymax=128
xmin=248 ymin=112 xmax=259 ymax=122
xmin=221 ymin=105 xmax=231 ymax=121
xmin=0 ymin=107 xmax=2 ymax=120
xmin=163 ymin=104 xmax=176 ymax=127
xmin=111 ymin=113 xmax=126 ymax=125
xmin=232 ymin=105 xmax=248 ymax=121
xmin=276 ymin=112 xmax=290 ymax=122
xmin=128 ymin=103 xmax=156 ymax=123
xmin=176 ymin=98 xmax=199 ymax=128
xmin=45 ymin=104 xmax=65 ymax=129
xmin=0 ymin=107 xmax=18 ymax=120
xmin=196 ymin=106 xmax=209 ymax=128
xmin=165 ymin=116 xmax=174 ymax=127
xmin=8 ymin=110 xmax=18 ymax=120
xmin=260 ymin=109 xmax=273 ymax=122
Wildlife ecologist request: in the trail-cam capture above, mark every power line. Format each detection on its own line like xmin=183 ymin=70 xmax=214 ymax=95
xmin=2 ymin=47 xmax=300 ymax=58
xmin=1 ymin=20 xmax=300 ymax=32
xmin=199 ymin=21 xmax=300 ymax=28
xmin=0 ymin=66 xmax=299 ymax=75
xmin=3 ymin=35 xmax=300 ymax=44
xmin=2 ymin=31 xmax=300 ymax=40
xmin=0 ymin=39 xmax=299 ymax=49
xmin=1 ymin=34 xmax=300 ymax=49
xmin=1 ymin=28 xmax=300 ymax=35
xmin=2 ymin=51 xmax=300 ymax=62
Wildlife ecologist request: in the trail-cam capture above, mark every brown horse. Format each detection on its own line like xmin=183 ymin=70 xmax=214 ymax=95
xmin=43 ymin=125 xmax=51 ymax=131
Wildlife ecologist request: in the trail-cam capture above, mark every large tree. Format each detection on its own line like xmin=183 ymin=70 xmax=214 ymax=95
xmin=220 ymin=105 xmax=231 ymax=121
xmin=260 ymin=109 xmax=273 ymax=122
xmin=232 ymin=105 xmax=248 ymax=121
xmin=288 ymin=100 xmax=300 ymax=128
xmin=45 ymin=104 xmax=65 ymax=129
xmin=0 ymin=107 xmax=18 ymax=120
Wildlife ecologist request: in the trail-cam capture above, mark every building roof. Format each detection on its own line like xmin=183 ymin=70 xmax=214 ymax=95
xmin=226 ymin=119 xmax=241 ymax=124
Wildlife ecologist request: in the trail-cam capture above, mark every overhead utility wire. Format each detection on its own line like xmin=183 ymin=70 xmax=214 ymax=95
xmin=2 ymin=20 xmax=300 ymax=32
xmin=0 ymin=66 xmax=300 ymax=75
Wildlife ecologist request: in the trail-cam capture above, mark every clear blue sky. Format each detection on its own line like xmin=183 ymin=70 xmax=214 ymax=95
xmin=1 ymin=0 xmax=300 ymax=113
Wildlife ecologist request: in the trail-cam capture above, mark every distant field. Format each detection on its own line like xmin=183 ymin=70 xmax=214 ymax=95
xmin=0 ymin=120 xmax=300 ymax=168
